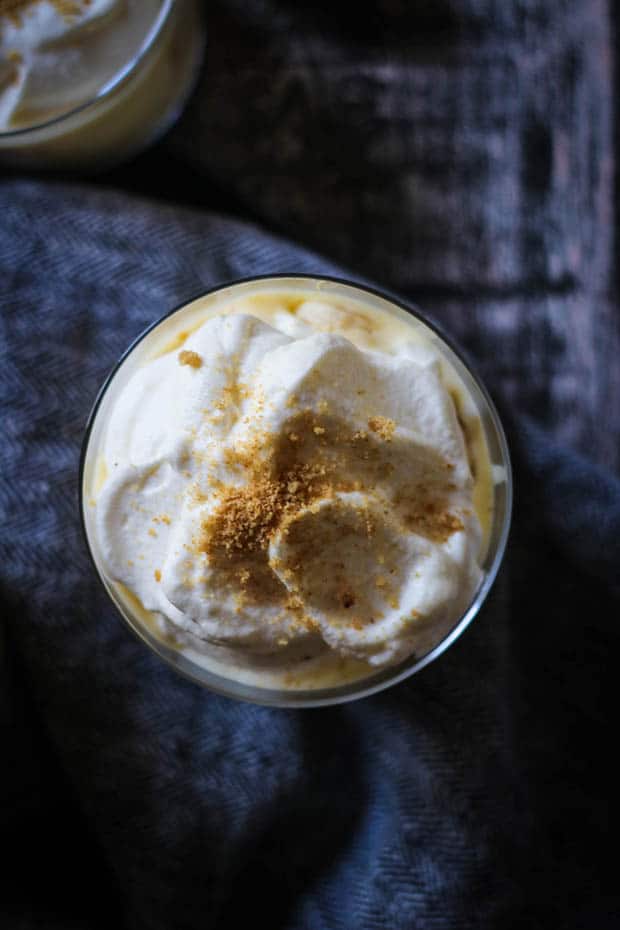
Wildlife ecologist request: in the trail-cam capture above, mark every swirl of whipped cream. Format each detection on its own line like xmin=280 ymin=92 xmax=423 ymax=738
xmin=97 ymin=313 xmax=483 ymax=669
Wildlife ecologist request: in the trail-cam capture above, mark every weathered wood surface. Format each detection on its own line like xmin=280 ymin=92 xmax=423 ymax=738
xmin=170 ymin=0 xmax=619 ymax=468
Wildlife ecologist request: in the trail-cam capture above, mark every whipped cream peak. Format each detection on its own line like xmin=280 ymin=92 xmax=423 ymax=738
xmin=97 ymin=311 xmax=483 ymax=669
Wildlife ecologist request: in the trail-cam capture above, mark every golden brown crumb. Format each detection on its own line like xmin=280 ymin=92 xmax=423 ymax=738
xmin=282 ymin=592 xmax=300 ymax=610
xmin=402 ymin=498 xmax=464 ymax=544
xmin=178 ymin=350 xmax=203 ymax=369
xmin=368 ymin=416 xmax=396 ymax=441
xmin=212 ymin=382 xmax=251 ymax=412
xmin=202 ymin=453 xmax=332 ymax=560
xmin=198 ymin=420 xmax=337 ymax=614
xmin=154 ymin=569 xmax=162 ymax=582
xmin=205 ymin=477 xmax=281 ymax=554
xmin=197 ymin=405 xmax=464 ymax=614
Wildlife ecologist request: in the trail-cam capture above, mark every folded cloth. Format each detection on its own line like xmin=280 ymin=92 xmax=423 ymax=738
xmin=1 ymin=180 xmax=617 ymax=929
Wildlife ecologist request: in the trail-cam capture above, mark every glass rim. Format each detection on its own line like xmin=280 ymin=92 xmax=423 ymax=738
xmin=79 ymin=273 xmax=513 ymax=708
xmin=0 ymin=0 xmax=174 ymax=140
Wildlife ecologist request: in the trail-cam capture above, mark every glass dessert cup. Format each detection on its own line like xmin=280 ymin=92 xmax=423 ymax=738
xmin=0 ymin=0 xmax=204 ymax=170
xmin=80 ymin=275 xmax=512 ymax=707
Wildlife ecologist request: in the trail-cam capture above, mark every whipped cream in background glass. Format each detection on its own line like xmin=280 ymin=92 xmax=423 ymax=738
xmin=81 ymin=277 xmax=512 ymax=706
xmin=0 ymin=0 xmax=204 ymax=168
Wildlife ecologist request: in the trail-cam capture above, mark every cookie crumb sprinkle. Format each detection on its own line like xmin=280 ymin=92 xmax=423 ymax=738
xmin=178 ymin=350 xmax=203 ymax=369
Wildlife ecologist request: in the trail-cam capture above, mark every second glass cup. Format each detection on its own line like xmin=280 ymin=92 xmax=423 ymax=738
xmin=0 ymin=0 xmax=205 ymax=170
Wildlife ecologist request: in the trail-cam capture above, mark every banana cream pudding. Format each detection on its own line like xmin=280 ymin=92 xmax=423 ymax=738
xmin=82 ymin=279 xmax=508 ymax=700
xmin=0 ymin=0 xmax=203 ymax=167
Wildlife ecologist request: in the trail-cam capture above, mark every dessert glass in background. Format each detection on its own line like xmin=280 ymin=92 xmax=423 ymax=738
xmin=81 ymin=276 xmax=512 ymax=707
xmin=0 ymin=0 xmax=204 ymax=170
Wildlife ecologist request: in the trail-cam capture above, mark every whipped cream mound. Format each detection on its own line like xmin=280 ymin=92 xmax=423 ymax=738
xmin=0 ymin=0 xmax=152 ymax=130
xmin=97 ymin=313 xmax=483 ymax=669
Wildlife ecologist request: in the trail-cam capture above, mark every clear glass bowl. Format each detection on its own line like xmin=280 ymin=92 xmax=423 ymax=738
xmin=0 ymin=0 xmax=204 ymax=170
xmin=80 ymin=276 xmax=512 ymax=707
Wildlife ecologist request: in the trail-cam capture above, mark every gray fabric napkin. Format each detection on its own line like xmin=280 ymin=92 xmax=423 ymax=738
xmin=1 ymin=180 xmax=618 ymax=930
